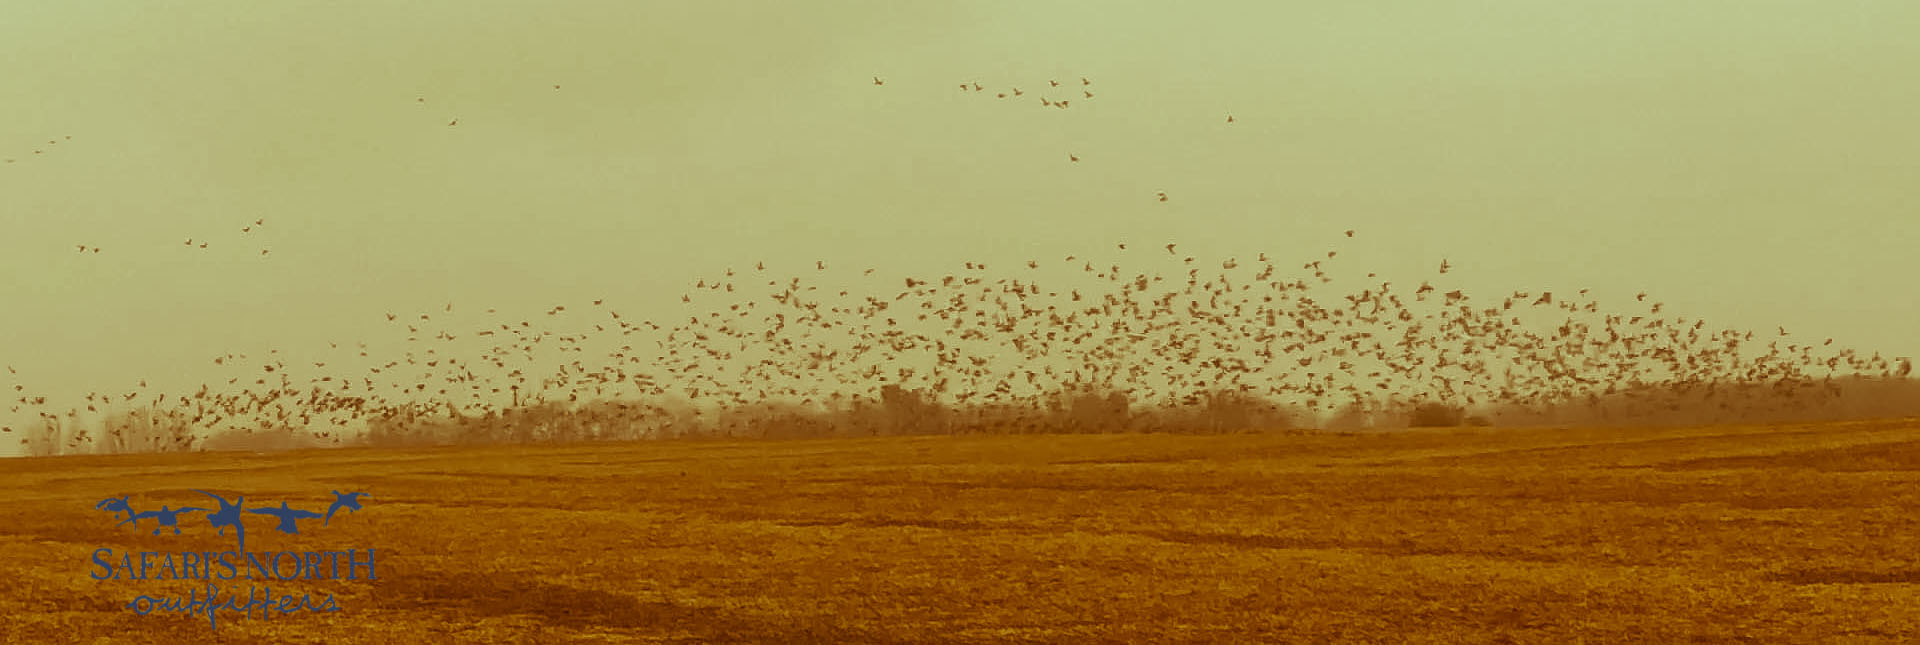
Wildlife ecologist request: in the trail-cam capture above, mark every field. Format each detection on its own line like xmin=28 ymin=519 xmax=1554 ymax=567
xmin=6 ymin=418 xmax=1920 ymax=643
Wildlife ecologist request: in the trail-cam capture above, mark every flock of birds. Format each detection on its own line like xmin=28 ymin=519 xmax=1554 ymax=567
xmin=3 ymin=134 xmax=70 ymax=166
xmin=5 ymin=74 xmax=1914 ymax=453
xmin=881 ymin=73 xmax=1235 ymax=199
xmin=6 ymin=234 xmax=1913 ymax=452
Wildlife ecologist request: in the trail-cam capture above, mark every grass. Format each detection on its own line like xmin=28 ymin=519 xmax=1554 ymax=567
xmin=4 ymin=418 xmax=1920 ymax=642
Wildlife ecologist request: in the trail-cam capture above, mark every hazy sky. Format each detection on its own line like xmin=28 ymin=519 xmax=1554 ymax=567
xmin=5 ymin=2 xmax=1918 ymax=456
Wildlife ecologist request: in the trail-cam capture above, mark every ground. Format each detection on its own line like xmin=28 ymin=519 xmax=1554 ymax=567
xmin=4 ymin=418 xmax=1920 ymax=643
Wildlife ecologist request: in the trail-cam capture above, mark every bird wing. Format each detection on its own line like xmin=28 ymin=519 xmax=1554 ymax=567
xmin=246 ymin=508 xmax=279 ymax=516
xmin=177 ymin=507 xmax=208 ymax=514
xmin=289 ymin=509 xmax=325 ymax=519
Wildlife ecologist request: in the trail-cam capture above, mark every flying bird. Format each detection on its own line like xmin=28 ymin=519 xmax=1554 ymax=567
xmin=95 ymin=495 xmax=134 ymax=522
xmin=121 ymin=506 xmax=208 ymax=536
xmin=191 ymin=490 xmax=250 ymax=549
xmin=324 ymin=491 xmax=369 ymax=525
xmin=872 ymin=77 xmax=883 ymax=86
xmin=249 ymin=501 xmax=325 ymax=535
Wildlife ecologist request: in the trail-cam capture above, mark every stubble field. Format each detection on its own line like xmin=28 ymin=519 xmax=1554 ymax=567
xmin=5 ymin=418 xmax=1920 ymax=643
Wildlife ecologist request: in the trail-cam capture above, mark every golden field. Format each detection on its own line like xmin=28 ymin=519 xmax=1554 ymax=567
xmin=5 ymin=419 xmax=1920 ymax=643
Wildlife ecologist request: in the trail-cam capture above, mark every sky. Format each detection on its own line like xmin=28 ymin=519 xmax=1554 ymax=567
xmin=4 ymin=2 xmax=1918 ymax=456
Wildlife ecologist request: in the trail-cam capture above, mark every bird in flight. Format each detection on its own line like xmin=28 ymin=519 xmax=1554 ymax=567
xmin=1069 ymin=154 xmax=1079 ymax=162
xmin=325 ymin=491 xmax=370 ymax=525
xmin=121 ymin=505 xmax=208 ymax=536
xmin=872 ymin=77 xmax=883 ymax=86
xmin=250 ymin=501 xmax=325 ymax=535
xmin=1227 ymin=115 xmax=1235 ymax=123
xmin=193 ymin=489 xmax=249 ymax=549
xmin=1439 ymin=259 xmax=1451 ymax=274
xmin=448 ymin=119 xmax=458 ymax=126
xmin=1345 ymin=229 xmax=1355 ymax=238
xmin=95 ymin=495 xmax=134 ymax=522
xmin=1156 ymin=191 xmax=1168 ymax=202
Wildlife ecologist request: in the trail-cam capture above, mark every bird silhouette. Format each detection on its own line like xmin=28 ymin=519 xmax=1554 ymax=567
xmin=250 ymin=501 xmax=325 ymax=535
xmin=325 ymin=491 xmax=369 ymax=525
xmin=193 ymin=490 xmax=249 ymax=550
xmin=121 ymin=506 xmax=208 ymax=536
xmin=95 ymin=495 xmax=134 ymax=522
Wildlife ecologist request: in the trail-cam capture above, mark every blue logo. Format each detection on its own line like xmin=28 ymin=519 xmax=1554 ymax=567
xmin=87 ymin=489 xmax=377 ymax=631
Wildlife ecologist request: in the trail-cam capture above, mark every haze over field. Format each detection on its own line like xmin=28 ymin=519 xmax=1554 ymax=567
xmin=5 ymin=2 xmax=1920 ymax=456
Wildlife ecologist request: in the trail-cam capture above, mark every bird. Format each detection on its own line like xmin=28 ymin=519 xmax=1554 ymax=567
xmin=448 ymin=119 xmax=458 ymax=126
xmin=1439 ymin=259 xmax=1450 ymax=274
xmin=191 ymin=490 xmax=251 ymax=548
xmin=1227 ymin=115 xmax=1235 ymax=123
xmin=1082 ymin=77 xmax=1090 ymax=86
xmin=1157 ymin=191 xmax=1168 ymax=202
xmin=872 ymin=77 xmax=883 ymax=86
xmin=1069 ymin=154 xmax=1079 ymax=162
xmin=120 ymin=506 xmax=208 ymax=536
xmin=249 ymin=501 xmax=325 ymax=535
xmin=95 ymin=495 xmax=134 ymax=522
xmin=324 ymin=491 xmax=369 ymax=525
xmin=1345 ymin=230 xmax=1355 ymax=238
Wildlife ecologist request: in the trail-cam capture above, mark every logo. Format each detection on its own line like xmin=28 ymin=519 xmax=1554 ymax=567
xmin=88 ymin=489 xmax=376 ymax=631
